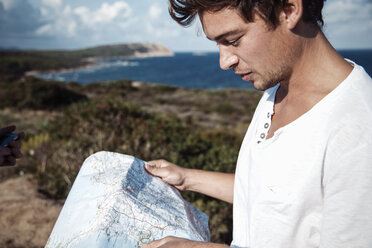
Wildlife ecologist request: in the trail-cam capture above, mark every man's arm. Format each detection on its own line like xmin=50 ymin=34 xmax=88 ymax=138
xmin=145 ymin=160 xmax=234 ymax=247
xmin=146 ymin=159 xmax=234 ymax=203
xmin=320 ymin=142 xmax=372 ymax=247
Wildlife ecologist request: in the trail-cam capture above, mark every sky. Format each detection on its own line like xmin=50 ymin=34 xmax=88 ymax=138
xmin=0 ymin=0 xmax=371 ymax=52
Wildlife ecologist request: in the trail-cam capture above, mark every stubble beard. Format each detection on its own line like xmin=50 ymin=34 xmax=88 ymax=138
xmin=252 ymin=67 xmax=290 ymax=91
xmin=253 ymin=46 xmax=294 ymax=91
xmin=254 ymin=26 xmax=299 ymax=91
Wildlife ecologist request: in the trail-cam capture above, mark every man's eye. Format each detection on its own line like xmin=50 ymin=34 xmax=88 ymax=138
xmin=217 ymin=36 xmax=242 ymax=47
xmin=229 ymin=40 xmax=239 ymax=46
xmin=227 ymin=38 xmax=241 ymax=47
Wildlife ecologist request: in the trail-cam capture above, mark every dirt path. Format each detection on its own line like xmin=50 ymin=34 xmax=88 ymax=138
xmin=0 ymin=176 xmax=63 ymax=248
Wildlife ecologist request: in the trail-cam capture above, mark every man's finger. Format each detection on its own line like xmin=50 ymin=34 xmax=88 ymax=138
xmin=0 ymin=156 xmax=15 ymax=167
xmin=6 ymin=156 xmax=16 ymax=165
xmin=142 ymin=238 xmax=163 ymax=248
xmin=0 ymin=126 xmax=15 ymax=136
xmin=145 ymin=164 xmax=169 ymax=178
xmin=147 ymin=160 xmax=165 ymax=168
xmin=11 ymin=147 xmax=22 ymax=158
xmin=8 ymin=140 xmax=20 ymax=149
xmin=0 ymin=147 xmax=11 ymax=156
xmin=18 ymin=131 xmax=25 ymax=139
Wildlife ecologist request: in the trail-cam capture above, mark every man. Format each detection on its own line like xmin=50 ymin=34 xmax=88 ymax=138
xmin=0 ymin=126 xmax=23 ymax=166
xmin=144 ymin=0 xmax=372 ymax=247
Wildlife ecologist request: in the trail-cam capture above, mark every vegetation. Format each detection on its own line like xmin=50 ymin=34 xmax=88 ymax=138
xmin=0 ymin=43 xmax=171 ymax=77
xmin=0 ymin=77 xmax=87 ymax=110
xmin=0 ymin=50 xmax=83 ymax=77
xmin=0 ymin=49 xmax=261 ymax=245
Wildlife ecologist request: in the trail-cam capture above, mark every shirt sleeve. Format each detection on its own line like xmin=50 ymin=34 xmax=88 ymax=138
xmin=320 ymin=142 xmax=372 ymax=247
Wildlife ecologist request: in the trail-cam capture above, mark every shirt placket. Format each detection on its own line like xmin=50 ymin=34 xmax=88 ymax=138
xmin=256 ymin=103 xmax=274 ymax=144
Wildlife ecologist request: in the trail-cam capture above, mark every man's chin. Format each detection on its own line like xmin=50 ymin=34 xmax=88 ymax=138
xmin=250 ymin=81 xmax=266 ymax=91
xmin=251 ymin=80 xmax=278 ymax=91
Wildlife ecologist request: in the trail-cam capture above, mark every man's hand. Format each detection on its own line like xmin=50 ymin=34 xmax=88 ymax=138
xmin=142 ymin=236 xmax=195 ymax=248
xmin=145 ymin=160 xmax=188 ymax=191
xmin=142 ymin=236 xmax=229 ymax=248
xmin=146 ymin=159 xmax=234 ymax=203
xmin=0 ymin=126 xmax=24 ymax=167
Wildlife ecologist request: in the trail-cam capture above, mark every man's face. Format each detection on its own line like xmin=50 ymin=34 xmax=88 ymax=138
xmin=200 ymin=8 xmax=296 ymax=91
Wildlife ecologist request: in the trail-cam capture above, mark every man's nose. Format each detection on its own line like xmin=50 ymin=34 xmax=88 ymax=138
xmin=219 ymin=45 xmax=238 ymax=70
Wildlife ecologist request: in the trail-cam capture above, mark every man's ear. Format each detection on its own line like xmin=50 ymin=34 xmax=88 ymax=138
xmin=282 ymin=0 xmax=303 ymax=30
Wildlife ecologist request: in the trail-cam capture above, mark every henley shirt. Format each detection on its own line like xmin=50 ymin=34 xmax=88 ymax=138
xmin=231 ymin=61 xmax=372 ymax=248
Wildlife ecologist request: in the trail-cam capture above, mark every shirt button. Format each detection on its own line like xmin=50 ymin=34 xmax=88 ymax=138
xmin=264 ymin=123 xmax=269 ymax=129
xmin=260 ymin=133 xmax=266 ymax=139
xmin=257 ymin=141 xmax=261 ymax=144
xmin=267 ymin=112 xmax=271 ymax=118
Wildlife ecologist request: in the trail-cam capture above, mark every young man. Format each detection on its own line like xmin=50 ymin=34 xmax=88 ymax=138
xmin=144 ymin=0 xmax=372 ymax=247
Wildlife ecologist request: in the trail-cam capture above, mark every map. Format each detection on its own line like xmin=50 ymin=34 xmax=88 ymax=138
xmin=46 ymin=151 xmax=210 ymax=248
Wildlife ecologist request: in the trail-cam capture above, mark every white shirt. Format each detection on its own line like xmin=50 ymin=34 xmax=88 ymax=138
xmin=231 ymin=61 xmax=372 ymax=248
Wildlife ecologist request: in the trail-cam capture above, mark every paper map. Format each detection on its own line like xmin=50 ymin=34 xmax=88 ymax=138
xmin=46 ymin=151 xmax=210 ymax=247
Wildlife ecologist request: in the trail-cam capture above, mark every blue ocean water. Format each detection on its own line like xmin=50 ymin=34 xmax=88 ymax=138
xmin=38 ymin=50 xmax=372 ymax=90
xmin=339 ymin=50 xmax=372 ymax=76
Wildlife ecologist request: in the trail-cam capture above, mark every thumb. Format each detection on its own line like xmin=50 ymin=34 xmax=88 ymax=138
xmin=141 ymin=240 xmax=158 ymax=248
xmin=0 ymin=147 xmax=11 ymax=156
xmin=145 ymin=163 xmax=169 ymax=179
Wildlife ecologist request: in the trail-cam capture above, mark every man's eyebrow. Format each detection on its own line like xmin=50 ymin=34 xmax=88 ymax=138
xmin=206 ymin=30 xmax=243 ymax=42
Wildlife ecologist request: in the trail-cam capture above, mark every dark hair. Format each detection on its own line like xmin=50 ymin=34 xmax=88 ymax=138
xmin=169 ymin=0 xmax=326 ymax=28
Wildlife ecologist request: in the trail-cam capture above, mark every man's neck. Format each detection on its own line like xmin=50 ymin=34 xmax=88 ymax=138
xmin=276 ymin=30 xmax=353 ymax=109
xmin=267 ymin=29 xmax=353 ymax=139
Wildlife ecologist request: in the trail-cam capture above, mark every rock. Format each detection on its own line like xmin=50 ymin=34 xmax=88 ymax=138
xmin=128 ymin=43 xmax=174 ymax=58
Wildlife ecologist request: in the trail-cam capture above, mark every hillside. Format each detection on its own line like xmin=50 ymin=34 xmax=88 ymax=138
xmin=0 ymin=43 xmax=173 ymax=77
xmin=78 ymin=43 xmax=174 ymax=58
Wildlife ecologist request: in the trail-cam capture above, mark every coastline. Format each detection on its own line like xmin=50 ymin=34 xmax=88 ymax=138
xmin=25 ymin=51 xmax=174 ymax=77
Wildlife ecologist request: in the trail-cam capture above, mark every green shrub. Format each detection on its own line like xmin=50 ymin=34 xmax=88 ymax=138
xmin=0 ymin=77 xmax=87 ymax=110
xmin=0 ymin=51 xmax=82 ymax=77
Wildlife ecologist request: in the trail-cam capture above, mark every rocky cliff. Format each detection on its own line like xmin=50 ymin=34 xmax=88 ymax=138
xmin=125 ymin=43 xmax=174 ymax=58
xmin=80 ymin=43 xmax=174 ymax=59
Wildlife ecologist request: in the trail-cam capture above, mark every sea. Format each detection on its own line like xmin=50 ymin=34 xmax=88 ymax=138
xmin=37 ymin=50 xmax=372 ymax=90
